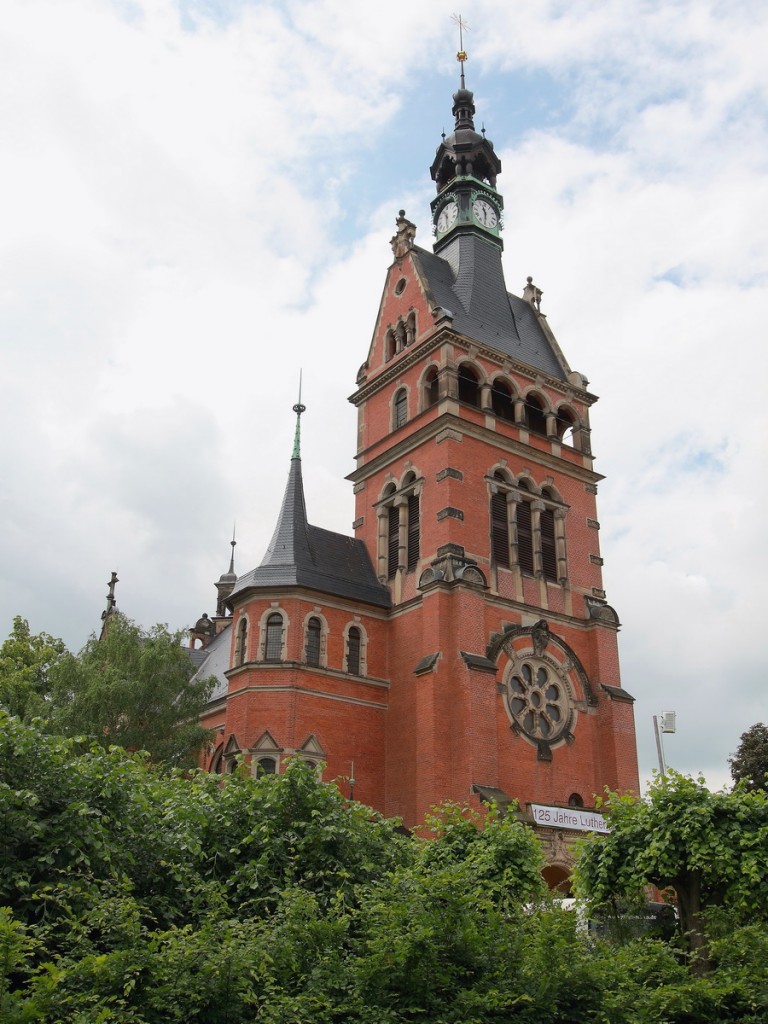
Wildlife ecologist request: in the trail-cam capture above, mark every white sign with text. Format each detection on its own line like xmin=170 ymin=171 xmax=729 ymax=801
xmin=530 ymin=804 xmax=609 ymax=833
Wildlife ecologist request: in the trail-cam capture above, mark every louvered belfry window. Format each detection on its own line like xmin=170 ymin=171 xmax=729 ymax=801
xmin=387 ymin=505 xmax=399 ymax=578
xmin=540 ymin=508 xmax=558 ymax=581
xmin=407 ymin=494 xmax=420 ymax=570
xmin=394 ymin=389 xmax=407 ymax=429
xmin=491 ymin=491 xmax=510 ymax=567
xmin=516 ymin=500 xmax=535 ymax=575
xmin=347 ymin=626 xmax=361 ymax=675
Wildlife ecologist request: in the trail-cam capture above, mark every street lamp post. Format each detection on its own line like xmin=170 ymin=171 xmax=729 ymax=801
xmin=653 ymin=711 xmax=676 ymax=775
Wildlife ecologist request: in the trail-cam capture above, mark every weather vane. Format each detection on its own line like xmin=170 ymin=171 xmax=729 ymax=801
xmin=452 ymin=13 xmax=470 ymax=85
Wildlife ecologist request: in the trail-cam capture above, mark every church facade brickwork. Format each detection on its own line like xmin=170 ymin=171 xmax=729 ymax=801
xmin=190 ymin=66 xmax=639 ymax=875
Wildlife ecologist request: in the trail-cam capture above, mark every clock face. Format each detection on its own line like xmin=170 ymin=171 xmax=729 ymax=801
xmin=472 ymin=198 xmax=498 ymax=229
xmin=436 ymin=202 xmax=458 ymax=234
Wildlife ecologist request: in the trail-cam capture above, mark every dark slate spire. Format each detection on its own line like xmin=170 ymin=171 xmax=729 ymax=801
xmin=227 ymin=396 xmax=390 ymax=608
xmin=215 ymin=527 xmax=238 ymax=617
xmin=260 ymin=395 xmax=314 ymax=568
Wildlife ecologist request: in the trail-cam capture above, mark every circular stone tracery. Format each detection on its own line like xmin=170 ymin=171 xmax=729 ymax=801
xmin=507 ymin=660 xmax=570 ymax=742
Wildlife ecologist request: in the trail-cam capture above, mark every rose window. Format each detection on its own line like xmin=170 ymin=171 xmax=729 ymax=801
xmin=507 ymin=661 xmax=570 ymax=742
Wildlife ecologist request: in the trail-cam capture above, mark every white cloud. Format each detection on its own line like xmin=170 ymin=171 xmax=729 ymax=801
xmin=1 ymin=0 xmax=765 ymax=791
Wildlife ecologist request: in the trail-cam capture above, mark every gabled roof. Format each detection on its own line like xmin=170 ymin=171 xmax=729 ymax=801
xmin=189 ymin=621 xmax=232 ymax=702
xmin=412 ymin=235 xmax=569 ymax=381
xmin=228 ymin=456 xmax=391 ymax=609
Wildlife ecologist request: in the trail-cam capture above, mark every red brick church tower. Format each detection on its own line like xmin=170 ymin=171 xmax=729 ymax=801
xmin=193 ymin=60 xmax=639 ymax=869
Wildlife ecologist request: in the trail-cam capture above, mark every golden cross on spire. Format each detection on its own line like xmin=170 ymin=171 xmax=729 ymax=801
xmin=452 ymin=13 xmax=470 ymax=83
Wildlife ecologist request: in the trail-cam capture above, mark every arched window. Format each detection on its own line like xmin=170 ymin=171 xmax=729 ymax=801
xmin=264 ymin=613 xmax=283 ymax=662
xmin=568 ymin=793 xmax=584 ymax=808
xmin=407 ymin=493 xmax=420 ymax=571
xmin=386 ymin=329 xmax=396 ymax=361
xmin=346 ymin=626 xmax=361 ymax=675
xmin=516 ymin=482 xmax=535 ymax=575
xmin=490 ymin=474 xmax=510 ymax=567
xmin=394 ymin=388 xmax=408 ymax=429
xmin=235 ymin=617 xmax=248 ymax=666
xmin=305 ymin=617 xmax=322 ymax=667
xmin=256 ymin=757 xmax=277 ymax=776
xmin=424 ymin=367 xmax=439 ymax=408
xmin=491 ymin=380 xmax=515 ymax=421
xmin=525 ymin=394 xmax=547 ymax=436
xmin=556 ymin=407 xmax=577 ymax=444
xmin=458 ymin=364 xmax=480 ymax=407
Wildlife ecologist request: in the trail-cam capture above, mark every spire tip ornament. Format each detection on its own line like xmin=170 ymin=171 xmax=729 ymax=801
xmin=451 ymin=13 xmax=470 ymax=88
xmin=292 ymin=372 xmax=306 ymax=459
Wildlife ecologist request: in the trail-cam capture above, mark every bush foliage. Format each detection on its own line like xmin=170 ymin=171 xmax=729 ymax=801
xmin=2 ymin=714 xmax=767 ymax=1022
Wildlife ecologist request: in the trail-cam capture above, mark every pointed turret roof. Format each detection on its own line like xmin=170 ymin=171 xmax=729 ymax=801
xmin=229 ymin=402 xmax=390 ymax=608
xmin=417 ymin=46 xmax=571 ymax=382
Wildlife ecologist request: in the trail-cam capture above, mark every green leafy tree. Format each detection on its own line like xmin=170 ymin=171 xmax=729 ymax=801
xmin=575 ymin=771 xmax=768 ymax=973
xmin=3 ymin=716 xmax=768 ymax=1022
xmin=49 ymin=612 xmax=214 ymax=766
xmin=729 ymin=722 xmax=768 ymax=791
xmin=0 ymin=616 xmax=68 ymax=721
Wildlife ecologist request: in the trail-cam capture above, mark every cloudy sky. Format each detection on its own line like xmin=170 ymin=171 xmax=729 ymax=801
xmin=2 ymin=0 xmax=766 ymax=791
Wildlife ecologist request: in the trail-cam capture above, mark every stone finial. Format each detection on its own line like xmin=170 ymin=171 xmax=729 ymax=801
xmin=194 ymin=613 xmax=214 ymax=635
xmin=390 ymin=210 xmax=416 ymax=258
xmin=523 ymin=275 xmax=543 ymax=312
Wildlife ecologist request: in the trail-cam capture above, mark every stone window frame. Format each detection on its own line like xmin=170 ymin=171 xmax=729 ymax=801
xmin=234 ymin=613 xmax=250 ymax=666
xmin=375 ymin=469 xmax=424 ymax=581
xmin=384 ymin=310 xmax=417 ymax=362
xmin=343 ymin=619 xmax=368 ymax=677
xmin=392 ymin=386 xmax=409 ymax=430
xmin=488 ymin=467 xmax=568 ymax=584
xmin=420 ymin=363 xmax=440 ymax=410
xmin=210 ymin=742 xmax=224 ymax=774
xmin=257 ymin=606 xmax=289 ymax=663
xmin=489 ymin=373 xmax=518 ymax=422
xmin=251 ymin=730 xmax=283 ymax=776
xmin=552 ymin=401 xmax=587 ymax=450
xmin=296 ymin=734 xmax=327 ymax=778
xmin=457 ymin=360 xmax=484 ymax=408
xmin=302 ymin=610 xmax=329 ymax=669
